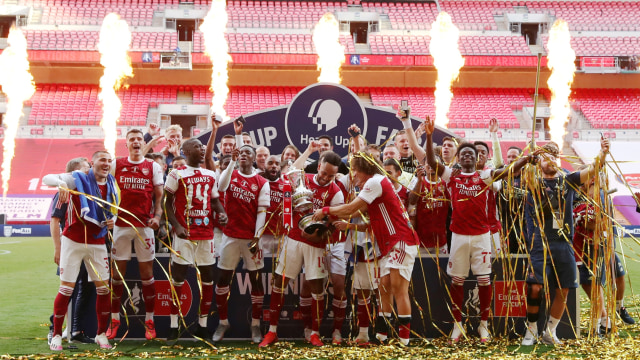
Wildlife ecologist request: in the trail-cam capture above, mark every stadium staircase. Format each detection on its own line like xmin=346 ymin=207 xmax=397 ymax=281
xmin=378 ymin=14 xmax=392 ymax=31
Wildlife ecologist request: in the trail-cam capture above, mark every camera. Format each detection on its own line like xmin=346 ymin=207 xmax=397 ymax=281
xmin=347 ymin=124 xmax=360 ymax=138
xmin=210 ymin=109 xmax=222 ymax=124
xmin=400 ymin=100 xmax=410 ymax=118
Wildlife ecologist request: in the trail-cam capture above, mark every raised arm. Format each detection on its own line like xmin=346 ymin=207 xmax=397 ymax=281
xmin=423 ymin=117 xmax=445 ymax=177
xmin=141 ymin=135 xmax=165 ymax=156
xmin=205 ymin=113 xmax=221 ymax=171
xmin=490 ymin=149 xmax=540 ymax=182
xmin=579 ymin=137 xmax=610 ymax=185
xmin=292 ymin=140 xmax=320 ymax=170
xmin=398 ymin=109 xmax=426 ymax=163
xmin=217 ymin=148 xmax=238 ymax=192
xmin=489 ymin=118 xmax=504 ymax=169
xmin=43 ymin=172 xmax=76 ymax=189
xmin=407 ymin=167 xmax=424 ymax=228
xmin=348 ymin=124 xmax=363 ymax=153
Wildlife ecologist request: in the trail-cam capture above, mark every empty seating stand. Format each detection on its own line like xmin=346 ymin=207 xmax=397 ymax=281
xmin=526 ymin=1 xmax=640 ymax=31
xmin=370 ymin=87 xmax=532 ymax=129
xmin=363 ymin=1 xmax=500 ymax=31
xmin=28 ymin=84 xmax=178 ymax=126
xmin=369 ymin=34 xmax=532 ymax=56
xmin=24 ymin=30 xmax=178 ymax=52
xmin=24 ymin=85 xmax=640 ymax=131
xmin=193 ymin=32 xmax=355 ymax=54
xmin=542 ymin=35 xmax=640 ymax=57
xmin=225 ymin=1 xmax=349 ymax=29
xmin=22 ymin=0 xmax=640 ymax=33
xmin=27 ymin=84 xmax=301 ymax=126
xmin=572 ymin=89 xmax=640 ymax=129
xmin=25 ymin=0 xmax=163 ymax=26
xmin=192 ymin=85 xmax=303 ymax=119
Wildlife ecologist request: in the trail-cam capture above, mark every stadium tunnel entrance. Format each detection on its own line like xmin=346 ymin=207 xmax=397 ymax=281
xmin=169 ymin=115 xmax=197 ymax=138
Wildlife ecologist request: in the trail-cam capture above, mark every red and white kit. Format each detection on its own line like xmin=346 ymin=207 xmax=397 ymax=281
xmin=357 ymin=174 xmax=419 ymax=281
xmin=262 ymin=176 xmax=286 ymax=255
xmin=276 ymin=174 xmax=344 ymax=281
xmin=415 ymin=179 xmax=449 ymax=251
xmin=165 ymin=165 xmax=220 ymax=266
xmin=61 ymin=181 xmax=111 ymax=282
xmin=441 ymin=167 xmax=496 ymax=278
xmin=218 ymin=169 xmax=270 ymax=271
xmin=112 ymin=157 xmax=164 ymax=262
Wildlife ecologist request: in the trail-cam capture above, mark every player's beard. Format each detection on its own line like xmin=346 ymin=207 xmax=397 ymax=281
xmin=541 ymin=163 xmax=557 ymax=177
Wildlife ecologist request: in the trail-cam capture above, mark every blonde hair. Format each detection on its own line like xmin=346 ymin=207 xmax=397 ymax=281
xmin=165 ymin=124 xmax=183 ymax=136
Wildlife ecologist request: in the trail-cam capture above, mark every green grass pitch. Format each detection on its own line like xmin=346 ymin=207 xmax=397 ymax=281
xmin=2 ymin=236 xmax=640 ymax=359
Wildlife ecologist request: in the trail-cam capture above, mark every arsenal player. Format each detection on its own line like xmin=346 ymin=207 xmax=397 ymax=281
xmin=164 ymin=138 xmax=228 ymax=343
xmin=423 ymin=116 xmax=533 ymax=343
xmin=298 ymin=140 xmax=349 ymax=345
xmin=311 ymin=152 xmax=419 ymax=346
xmin=213 ymin=120 xmax=270 ymax=344
xmin=42 ymin=150 xmax=120 ymax=351
xmin=106 ymin=129 xmax=164 ymax=340
xmin=408 ymin=162 xmax=449 ymax=254
xmin=260 ymin=143 xmax=344 ymax=348
xmin=260 ymin=155 xmax=285 ymax=256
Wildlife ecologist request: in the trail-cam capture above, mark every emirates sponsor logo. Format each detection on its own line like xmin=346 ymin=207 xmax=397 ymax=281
xmin=616 ymin=173 xmax=640 ymax=189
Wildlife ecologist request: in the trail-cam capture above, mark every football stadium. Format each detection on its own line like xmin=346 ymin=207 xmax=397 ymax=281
xmin=1 ymin=0 xmax=640 ymax=358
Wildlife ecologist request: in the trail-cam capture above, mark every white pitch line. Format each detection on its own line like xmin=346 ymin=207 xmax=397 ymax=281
xmin=0 ymin=241 xmax=21 ymax=245
xmin=0 ymin=250 xmax=11 ymax=255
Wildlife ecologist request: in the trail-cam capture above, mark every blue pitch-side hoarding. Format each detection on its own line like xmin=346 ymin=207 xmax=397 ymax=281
xmin=0 ymin=224 xmax=51 ymax=237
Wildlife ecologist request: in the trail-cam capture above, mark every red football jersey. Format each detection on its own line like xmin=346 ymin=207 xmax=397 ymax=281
xmin=288 ymin=174 xmax=344 ymax=248
xmin=573 ymin=203 xmax=595 ymax=261
xmin=114 ymin=157 xmax=163 ymax=227
xmin=264 ymin=177 xmax=285 ymax=237
xmin=212 ymin=191 xmax=226 ymax=230
xmin=165 ymin=166 xmax=219 ymax=241
xmin=395 ymin=183 xmax=409 ymax=209
xmin=415 ymin=179 xmax=449 ymax=249
xmin=63 ymin=184 xmax=109 ymax=245
xmin=488 ymin=190 xmax=502 ymax=234
xmin=358 ymin=174 xmax=419 ymax=256
xmin=443 ymin=168 xmax=495 ymax=236
xmin=222 ymin=170 xmax=270 ymax=239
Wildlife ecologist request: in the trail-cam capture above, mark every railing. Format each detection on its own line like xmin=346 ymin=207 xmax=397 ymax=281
xmin=159 ymin=52 xmax=192 ymax=70
xmin=579 ymin=56 xmax=620 ymax=73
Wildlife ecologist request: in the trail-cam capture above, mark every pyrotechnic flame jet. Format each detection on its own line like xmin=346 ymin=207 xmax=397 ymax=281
xmin=429 ymin=12 xmax=464 ymax=128
xmin=547 ymin=19 xmax=576 ymax=151
xmin=201 ymin=0 xmax=232 ymax=122
xmin=313 ymin=13 xmax=345 ymax=84
xmin=0 ymin=27 xmax=35 ymax=198
xmin=98 ymin=13 xmax=133 ymax=158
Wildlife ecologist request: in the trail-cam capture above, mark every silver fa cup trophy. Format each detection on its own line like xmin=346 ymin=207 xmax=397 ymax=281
xmin=286 ymin=166 xmax=329 ymax=235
